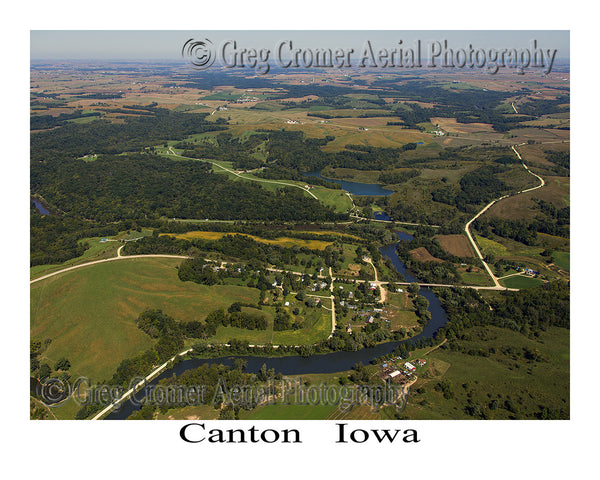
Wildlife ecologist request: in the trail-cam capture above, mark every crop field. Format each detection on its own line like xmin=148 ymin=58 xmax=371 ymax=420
xmin=434 ymin=234 xmax=476 ymax=258
xmin=430 ymin=117 xmax=495 ymax=134
xmin=409 ymin=247 xmax=444 ymax=263
xmin=30 ymin=257 xmax=260 ymax=381
xmin=30 ymin=63 xmax=570 ymax=426
xmin=162 ymin=231 xmax=334 ymax=250
xmin=507 ymin=127 xmax=570 ymax=144
xmin=31 ymin=230 xmax=154 ymax=280
xmin=459 ymin=270 xmax=495 ymax=286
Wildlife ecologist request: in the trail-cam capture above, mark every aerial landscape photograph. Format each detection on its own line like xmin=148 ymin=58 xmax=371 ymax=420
xmin=29 ymin=30 xmax=571 ymax=424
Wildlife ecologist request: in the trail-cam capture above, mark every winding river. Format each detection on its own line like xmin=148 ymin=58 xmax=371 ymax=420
xmin=106 ymin=234 xmax=448 ymax=420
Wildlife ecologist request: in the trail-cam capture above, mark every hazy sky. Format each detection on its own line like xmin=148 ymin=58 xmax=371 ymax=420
xmin=31 ymin=30 xmax=569 ymax=61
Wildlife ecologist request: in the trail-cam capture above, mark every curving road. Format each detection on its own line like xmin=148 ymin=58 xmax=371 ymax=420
xmin=30 ymin=252 xmax=191 ymax=285
xmin=167 ymin=148 xmax=318 ymax=199
xmin=91 ymin=348 xmax=194 ymax=420
xmin=464 ymin=144 xmax=546 ymax=288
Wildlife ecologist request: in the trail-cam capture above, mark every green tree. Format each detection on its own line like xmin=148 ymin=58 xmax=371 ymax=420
xmin=408 ymin=282 xmax=420 ymax=297
xmin=38 ymin=363 xmax=52 ymax=381
xmin=54 ymin=357 xmax=71 ymax=371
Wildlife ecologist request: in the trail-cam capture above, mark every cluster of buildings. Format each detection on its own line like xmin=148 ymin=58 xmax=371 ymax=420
xmin=235 ymin=95 xmax=260 ymax=103
xmin=519 ymin=267 xmax=538 ymax=277
xmin=378 ymin=357 xmax=428 ymax=384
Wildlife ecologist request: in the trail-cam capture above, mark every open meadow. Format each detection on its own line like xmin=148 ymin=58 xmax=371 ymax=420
xmin=31 ymin=257 xmax=260 ymax=381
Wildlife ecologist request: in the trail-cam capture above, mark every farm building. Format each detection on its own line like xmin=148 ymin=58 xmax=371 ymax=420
xmin=404 ymin=362 xmax=416 ymax=372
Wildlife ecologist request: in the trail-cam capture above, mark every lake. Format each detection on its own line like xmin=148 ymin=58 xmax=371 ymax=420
xmin=373 ymin=211 xmax=392 ymax=221
xmin=32 ymin=200 xmax=50 ymax=215
xmin=305 ymin=171 xmax=393 ymax=196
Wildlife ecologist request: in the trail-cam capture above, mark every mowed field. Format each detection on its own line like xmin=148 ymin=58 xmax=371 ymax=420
xmin=499 ymin=274 xmax=546 ymax=289
xmin=162 ymin=231 xmax=334 ymax=250
xmin=434 ymin=234 xmax=476 ymax=258
xmin=30 ymin=257 xmax=259 ymax=381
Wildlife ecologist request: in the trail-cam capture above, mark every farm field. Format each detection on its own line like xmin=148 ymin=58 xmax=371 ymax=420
xmin=434 ymin=234 xmax=475 ymax=258
xmin=30 ymin=257 xmax=260 ymax=381
xmin=430 ymin=117 xmax=495 ymax=134
xmin=162 ymin=231 xmax=334 ymax=250
xmin=475 ymin=231 xmax=569 ymax=283
xmin=409 ymin=247 xmax=443 ymax=263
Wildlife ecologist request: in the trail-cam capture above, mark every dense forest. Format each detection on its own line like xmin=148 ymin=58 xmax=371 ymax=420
xmin=31 ymin=109 xmax=226 ymax=160
xmin=431 ymin=165 xmax=511 ymax=212
xmin=435 ymin=280 xmax=570 ymax=340
xmin=31 ymin=154 xmax=345 ymax=225
xmin=474 ymin=199 xmax=570 ymax=244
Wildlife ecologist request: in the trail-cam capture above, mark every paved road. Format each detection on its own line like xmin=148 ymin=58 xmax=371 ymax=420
xmin=327 ymin=266 xmax=336 ymax=339
xmin=350 ymin=213 xmax=440 ymax=228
